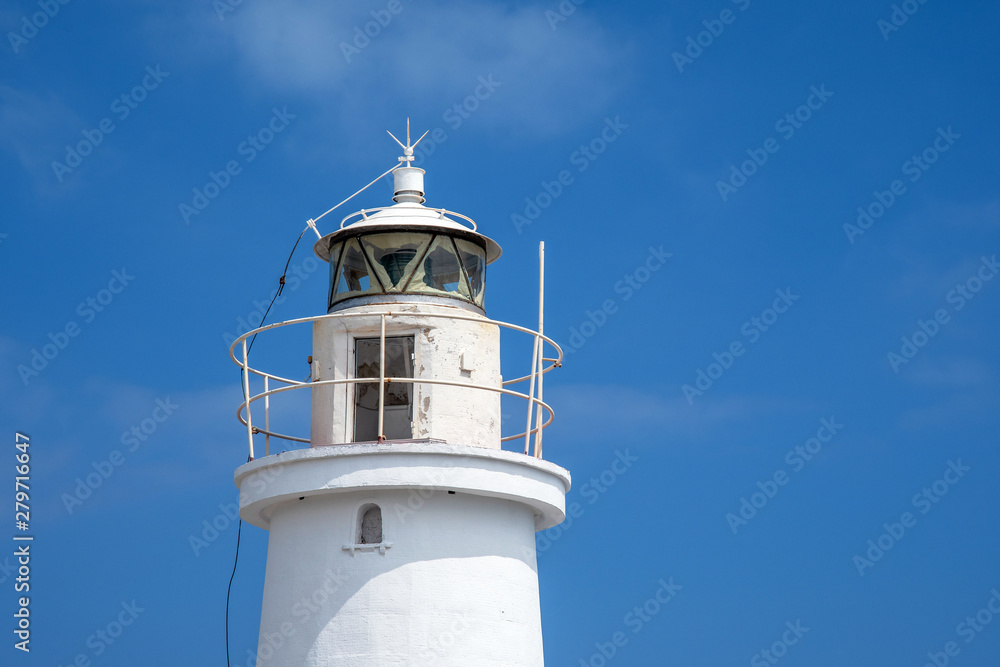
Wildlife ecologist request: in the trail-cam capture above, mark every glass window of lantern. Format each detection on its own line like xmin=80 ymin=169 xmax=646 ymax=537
xmin=454 ymin=238 xmax=486 ymax=307
xmin=327 ymin=242 xmax=343 ymax=308
xmin=360 ymin=233 xmax=432 ymax=292
xmin=408 ymin=235 xmax=472 ymax=300
xmin=332 ymin=238 xmax=383 ymax=304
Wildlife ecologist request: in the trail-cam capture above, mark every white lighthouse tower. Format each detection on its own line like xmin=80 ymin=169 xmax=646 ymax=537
xmin=231 ymin=127 xmax=569 ymax=666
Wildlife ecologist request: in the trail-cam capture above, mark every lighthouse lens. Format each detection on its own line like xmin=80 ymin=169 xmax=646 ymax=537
xmin=382 ymin=250 xmax=416 ymax=284
xmin=360 ymin=233 xmax=430 ymax=291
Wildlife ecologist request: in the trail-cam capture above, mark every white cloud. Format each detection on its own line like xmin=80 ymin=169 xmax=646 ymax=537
xmin=904 ymin=356 xmax=992 ymax=388
xmin=924 ymin=198 xmax=1000 ymax=231
xmin=208 ymin=0 xmax=633 ymax=138
xmin=897 ymin=390 xmax=1000 ymax=431
xmin=548 ymin=383 xmax=805 ymax=443
xmin=882 ymin=249 xmax=998 ymax=304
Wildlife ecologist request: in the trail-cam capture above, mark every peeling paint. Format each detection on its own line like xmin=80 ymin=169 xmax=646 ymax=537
xmin=311 ymin=303 xmax=502 ymax=448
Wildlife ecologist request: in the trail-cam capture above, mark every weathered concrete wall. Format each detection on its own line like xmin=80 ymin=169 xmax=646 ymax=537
xmin=310 ymin=302 xmax=501 ymax=448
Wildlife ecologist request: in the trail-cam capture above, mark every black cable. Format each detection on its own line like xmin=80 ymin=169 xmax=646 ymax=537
xmin=239 ymin=225 xmax=310 ymax=399
xmin=225 ymin=454 xmax=250 ymax=667
xmin=228 ymin=226 xmax=310 ymax=665
xmin=248 ymin=226 xmax=309 ymax=356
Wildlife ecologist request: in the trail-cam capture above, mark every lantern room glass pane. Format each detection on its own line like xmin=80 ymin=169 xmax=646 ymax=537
xmin=327 ymin=242 xmax=343 ymax=309
xmin=327 ymin=233 xmax=486 ymax=309
xmin=454 ymin=238 xmax=486 ymax=307
xmin=360 ymin=233 xmax=432 ymax=292
xmin=333 ymin=237 xmax=383 ymax=304
xmin=408 ymin=235 xmax=472 ymax=300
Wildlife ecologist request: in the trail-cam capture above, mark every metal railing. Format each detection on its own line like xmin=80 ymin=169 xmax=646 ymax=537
xmin=340 ymin=206 xmax=478 ymax=231
xmin=229 ymin=309 xmax=562 ymax=462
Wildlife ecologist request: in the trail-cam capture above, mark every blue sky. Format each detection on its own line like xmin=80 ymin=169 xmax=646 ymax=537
xmin=2 ymin=0 xmax=999 ymax=664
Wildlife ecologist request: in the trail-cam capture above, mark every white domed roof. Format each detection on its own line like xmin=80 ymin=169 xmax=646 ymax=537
xmin=313 ymin=181 xmax=502 ymax=264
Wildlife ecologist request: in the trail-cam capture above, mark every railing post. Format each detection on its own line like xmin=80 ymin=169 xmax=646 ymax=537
xmin=378 ymin=314 xmax=386 ymax=441
xmin=242 ymin=338 xmax=255 ymax=461
xmin=264 ymin=375 xmax=270 ymax=457
xmin=524 ymin=335 xmax=539 ymax=456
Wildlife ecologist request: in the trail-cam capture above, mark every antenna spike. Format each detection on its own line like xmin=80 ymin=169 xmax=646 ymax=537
xmin=411 ymin=130 xmax=430 ymax=149
xmin=389 ymin=119 xmax=425 ymax=166
xmin=386 ymin=130 xmax=406 ymax=150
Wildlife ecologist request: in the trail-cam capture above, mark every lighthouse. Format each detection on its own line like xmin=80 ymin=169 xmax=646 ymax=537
xmin=231 ymin=126 xmax=569 ymax=666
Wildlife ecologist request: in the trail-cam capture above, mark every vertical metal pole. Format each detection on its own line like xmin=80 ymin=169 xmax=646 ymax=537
xmin=523 ymin=337 xmax=539 ymax=455
xmin=535 ymin=241 xmax=545 ymax=459
xmin=378 ymin=314 xmax=386 ymax=441
xmin=242 ymin=339 xmax=255 ymax=461
xmin=264 ymin=375 xmax=270 ymax=457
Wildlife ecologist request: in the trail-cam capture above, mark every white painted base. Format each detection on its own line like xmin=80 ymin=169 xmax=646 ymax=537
xmin=235 ymin=443 xmax=570 ymax=666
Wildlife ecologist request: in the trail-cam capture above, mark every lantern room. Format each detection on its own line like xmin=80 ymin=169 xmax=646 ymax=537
xmin=314 ymin=165 xmax=501 ymax=314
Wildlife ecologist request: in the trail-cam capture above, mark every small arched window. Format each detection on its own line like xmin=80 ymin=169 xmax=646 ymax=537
xmin=343 ymin=503 xmax=391 ymax=556
xmin=359 ymin=504 xmax=383 ymax=545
